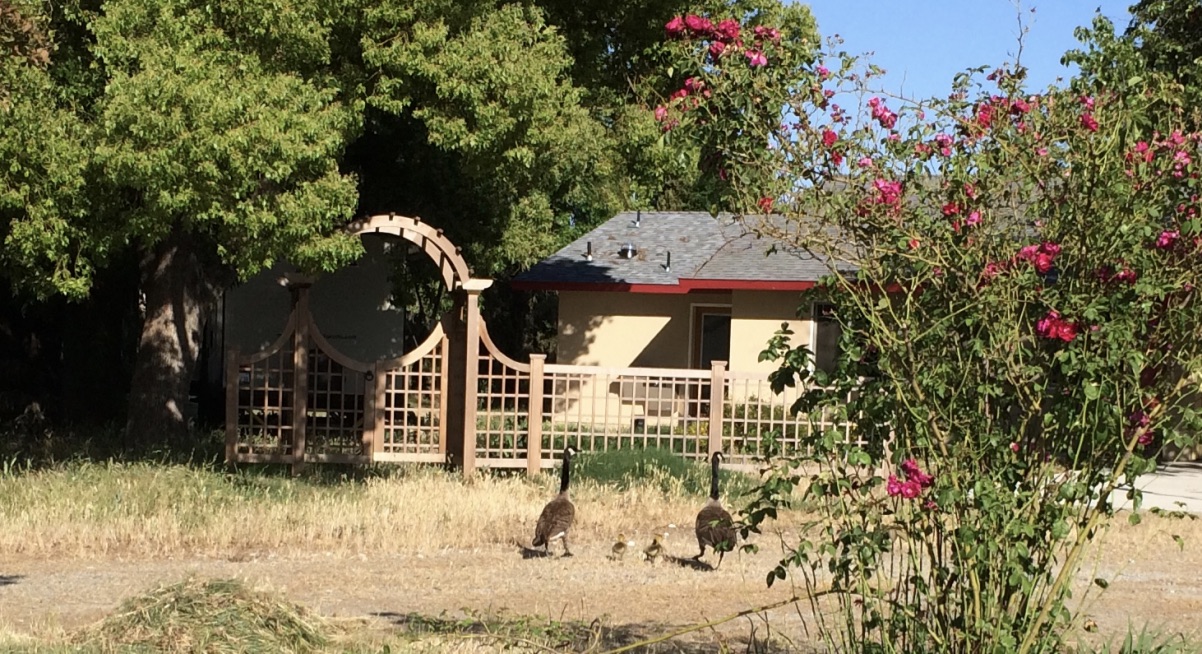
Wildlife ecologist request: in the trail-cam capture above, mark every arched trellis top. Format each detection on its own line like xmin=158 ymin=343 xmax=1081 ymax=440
xmin=346 ymin=213 xmax=491 ymax=293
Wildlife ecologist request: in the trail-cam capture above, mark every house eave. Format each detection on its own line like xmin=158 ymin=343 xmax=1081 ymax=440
xmin=510 ymin=279 xmax=818 ymax=294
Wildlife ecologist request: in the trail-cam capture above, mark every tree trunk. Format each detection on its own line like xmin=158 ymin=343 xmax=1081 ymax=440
xmin=125 ymin=227 xmax=215 ymax=445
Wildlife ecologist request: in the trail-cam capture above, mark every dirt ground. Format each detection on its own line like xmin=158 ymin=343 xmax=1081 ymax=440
xmin=3 ymin=513 xmax=1202 ymax=651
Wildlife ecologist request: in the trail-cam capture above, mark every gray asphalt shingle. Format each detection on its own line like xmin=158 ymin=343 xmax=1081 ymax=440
xmin=515 ymin=211 xmax=836 ymax=287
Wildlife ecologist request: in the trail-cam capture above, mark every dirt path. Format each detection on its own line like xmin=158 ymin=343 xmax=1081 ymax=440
xmin=3 ymin=521 xmax=1202 ymax=648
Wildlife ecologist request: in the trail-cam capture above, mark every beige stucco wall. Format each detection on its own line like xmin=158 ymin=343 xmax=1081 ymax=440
xmin=552 ymin=289 xmax=811 ymax=426
xmin=557 ymin=289 xmax=812 ymax=372
xmin=729 ymin=290 xmax=809 ymax=373
xmin=557 ymin=290 xmax=731 ymax=368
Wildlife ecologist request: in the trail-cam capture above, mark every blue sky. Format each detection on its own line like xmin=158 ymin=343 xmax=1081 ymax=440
xmin=801 ymin=1 xmax=1135 ymax=101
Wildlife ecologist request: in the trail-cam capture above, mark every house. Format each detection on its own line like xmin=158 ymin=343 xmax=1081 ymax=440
xmin=512 ymin=211 xmax=843 ymax=375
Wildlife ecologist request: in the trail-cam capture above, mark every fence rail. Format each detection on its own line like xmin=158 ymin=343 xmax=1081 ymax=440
xmin=227 ymin=301 xmax=857 ymax=475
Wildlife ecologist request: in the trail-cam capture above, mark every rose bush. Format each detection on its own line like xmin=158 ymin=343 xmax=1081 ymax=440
xmin=660 ymin=12 xmax=1202 ymax=654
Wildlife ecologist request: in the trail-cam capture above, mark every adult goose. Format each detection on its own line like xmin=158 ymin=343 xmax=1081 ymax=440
xmin=532 ymin=446 xmax=578 ymax=557
xmin=694 ymin=451 xmax=737 ymax=569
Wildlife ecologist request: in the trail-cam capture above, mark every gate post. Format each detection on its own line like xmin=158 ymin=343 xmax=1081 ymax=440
xmin=288 ymin=279 xmax=314 ymax=475
xmin=527 ymin=354 xmax=546 ymax=477
xmin=445 ymin=279 xmax=492 ymax=477
xmin=708 ymin=361 xmax=727 ymax=456
xmin=225 ymin=347 xmax=240 ymax=465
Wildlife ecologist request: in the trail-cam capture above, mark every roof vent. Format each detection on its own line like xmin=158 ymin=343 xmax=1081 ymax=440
xmin=634 ymin=210 xmax=641 ymax=227
xmin=585 ymin=241 xmax=593 ymax=261
xmin=619 ymin=242 xmax=637 ymax=259
xmin=664 ymin=251 xmax=671 ymax=272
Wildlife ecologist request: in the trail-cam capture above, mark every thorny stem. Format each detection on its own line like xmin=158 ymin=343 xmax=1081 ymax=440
xmin=1016 ymin=374 xmax=1189 ymax=654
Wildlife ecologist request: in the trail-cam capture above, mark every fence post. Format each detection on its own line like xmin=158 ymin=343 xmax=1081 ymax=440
xmin=527 ymin=354 xmax=546 ymax=477
xmin=708 ymin=361 xmax=726 ymax=456
xmin=224 ymin=348 xmax=240 ymax=465
xmin=290 ymin=285 xmax=312 ymax=476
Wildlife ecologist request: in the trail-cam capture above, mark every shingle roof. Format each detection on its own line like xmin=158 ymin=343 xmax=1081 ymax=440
xmin=514 ymin=211 xmax=840 ymax=288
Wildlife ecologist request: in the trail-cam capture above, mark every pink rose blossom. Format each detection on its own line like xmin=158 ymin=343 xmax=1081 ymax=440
xmin=816 ymin=65 xmax=830 ymax=79
xmin=1156 ymin=230 xmax=1180 ymax=249
xmin=653 ymin=106 xmax=668 ymax=122
xmin=822 ymin=129 xmax=838 ymax=147
xmin=886 ymin=475 xmax=903 ymax=497
xmin=966 ymin=211 xmax=982 ymax=226
xmin=715 ymin=18 xmax=740 ymax=42
xmin=900 ymin=459 xmax=934 ymax=488
xmin=745 ymin=50 xmax=768 ymax=67
xmin=708 ymin=41 xmax=726 ymax=59
xmin=1036 ymin=310 xmax=1078 ymax=342
xmin=753 ymin=25 xmax=781 ymax=41
xmin=1080 ymin=113 xmax=1099 ymax=132
xmin=1010 ymin=442 xmax=1020 ymax=453
xmin=665 ymin=16 xmax=686 ymax=36
xmin=900 ymin=480 xmax=922 ymax=499
xmin=683 ymin=14 xmax=713 ymax=35
xmin=757 ymin=196 xmax=773 ymax=213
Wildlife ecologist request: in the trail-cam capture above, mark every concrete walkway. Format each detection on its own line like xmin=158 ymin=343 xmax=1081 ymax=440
xmin=1113 ymin=461 xmax=1202 ymax=514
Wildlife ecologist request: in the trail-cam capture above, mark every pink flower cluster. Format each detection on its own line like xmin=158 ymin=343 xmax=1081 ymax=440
xmin=653 ymin=76 xmax=711 ymax=131
xmin=665 ymin=15 xmax=778 ymax=68
xmin=1096 ymin=263 xmax=1138 ymax=286
xmin=858 ymin=178 xmax=902 ymax=216
xmin=1156 ymin=230 xmax=1180 ymax=250
xmin=1036 ymin=310 xmax=1079 ymax=342
xmin=1127 ymin=398 xmax=1161 ymax=446
xmin=867 ymin=97 xmax=897 ymax=129
xmin=1079 ymin=95 xmax=1099 ymax=132
xmin=1016 ymin=241 xmax=1061 ymax=275
xmin=966 ymin=95 xmax=1038 ymax=134
xmin=887 ymin=459 xmax=935 ymax=499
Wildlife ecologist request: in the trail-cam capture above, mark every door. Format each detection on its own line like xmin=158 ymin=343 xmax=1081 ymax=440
xmin=691 ymin=305 xmax=732 ymax=369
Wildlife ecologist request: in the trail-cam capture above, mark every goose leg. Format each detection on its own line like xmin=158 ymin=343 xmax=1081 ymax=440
xmin=716 ymin=551 xmax=725 ymax=570
xmin=693 ymin=545 xmax=706 ymax=561
xmin=562 ymin=536 xmax=573 ymax=557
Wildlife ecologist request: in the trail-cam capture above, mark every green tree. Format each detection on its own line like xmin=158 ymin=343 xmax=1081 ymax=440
xmin=1125 ymin=0 xmax=1202 ymax=111
xmin=2 ymin=0 xmax=362 ymax=442
xmin=1 ymin=0 xmax=817 ymax=443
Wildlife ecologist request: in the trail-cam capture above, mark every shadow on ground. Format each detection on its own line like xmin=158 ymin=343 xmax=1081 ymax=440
xmin=0 ymin=575 xmax=23 ymax=587
xmin=372 ymin=610 xmax=806 ymax=653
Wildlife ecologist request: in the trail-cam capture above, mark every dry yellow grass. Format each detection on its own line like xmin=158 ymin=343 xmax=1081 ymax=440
xmin=0 ymin=462 xmax=734 ymax=559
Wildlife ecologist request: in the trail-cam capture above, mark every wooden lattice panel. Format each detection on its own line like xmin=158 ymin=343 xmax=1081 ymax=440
xmin=541 ymin=366 xmax=713 ymax=463
xmin=723 ymin=374 xmax=857 ymax=465
xmin=305 ymin=351 xmax=369 ymax=457
xmin=475 ymin=352 xmax=532 ymax=463
xmin=232 ymin=344 xmax=296 ymax=459
xmin=380 ymin=339 xmax=445 ymax=456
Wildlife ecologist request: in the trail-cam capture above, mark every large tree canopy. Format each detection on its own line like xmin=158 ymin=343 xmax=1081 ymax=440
xmin=0 ymin=0 xmax=817 ymax=440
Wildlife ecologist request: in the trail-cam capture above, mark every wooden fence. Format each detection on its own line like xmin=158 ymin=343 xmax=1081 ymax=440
xmin=226 ymin=296 xmax=857 ymax=475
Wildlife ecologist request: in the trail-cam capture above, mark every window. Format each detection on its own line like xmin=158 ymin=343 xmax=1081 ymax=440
xmin=811 ymin=303 xmax=841 ymax=375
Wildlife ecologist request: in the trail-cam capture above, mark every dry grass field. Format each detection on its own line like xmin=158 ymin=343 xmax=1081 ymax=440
xmin=1 ymin=457 xmax=1201 ymax=652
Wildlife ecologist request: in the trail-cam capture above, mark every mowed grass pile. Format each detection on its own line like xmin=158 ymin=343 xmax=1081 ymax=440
xmin=77 ymin=577 xmax=327 ymax=653
xmin=0 ymin=451 xmax=768 ymax=558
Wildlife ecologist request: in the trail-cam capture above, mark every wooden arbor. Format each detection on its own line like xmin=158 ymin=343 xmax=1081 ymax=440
xmin=224 ymin=214 xmax=492 ymax=474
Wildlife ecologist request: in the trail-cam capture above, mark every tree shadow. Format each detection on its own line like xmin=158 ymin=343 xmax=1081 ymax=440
xmin=0 ymin=574 xmax=24 ymax=587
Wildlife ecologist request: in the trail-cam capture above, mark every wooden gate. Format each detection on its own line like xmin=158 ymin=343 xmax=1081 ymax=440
xmin=225 ymin=214 xmax=491 ymax=472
